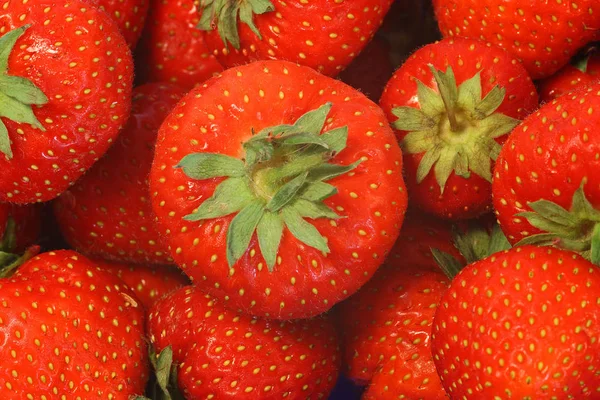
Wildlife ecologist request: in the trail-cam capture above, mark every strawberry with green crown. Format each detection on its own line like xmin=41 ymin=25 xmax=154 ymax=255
xmin=380 ymin=37 xmax=538 ymax=220
xmin=150 ymin=60 xmax=407 ymax=320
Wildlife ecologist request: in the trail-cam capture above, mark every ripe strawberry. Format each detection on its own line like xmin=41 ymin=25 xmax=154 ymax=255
xmin=197 ymin=0 xmax=394 ymax=77
xmin=147 ymin=285 xmax=340 ymax=399
xmin=338 ymin=35 xmax=394 ymax=102
xmin=431 ymin=246 xmax=600 ymax=398
xmin=0 ymin=250 xmax=149 ymax=398
xmin=150 ymin=60 xmax=408 ymax=319
xmin=0 ymin=203 xmax=41 ymax=254
xmin=493 ymin=83 xmax=600 ymax=263
xmin=53 ymin=83 xmax=186 ymax=265
xmin=338 ymin=215 xmax=455 ymax=399
xmin=135 ymin=0 xmax=223 ymax=89
xmin=91 ymin=0 xmax=149 ymax=49
xmin=95 ymin=258 xmax=189 ymax=309
xmin=0 ymin=0 xmax=134 ymax=204
xmin=379 ymin=37 xmax=538 ymax=220
xmin=432 ymin=0 xmax=600 ymax=79
xmin=539 ymin=47 xmax=600 ymax=103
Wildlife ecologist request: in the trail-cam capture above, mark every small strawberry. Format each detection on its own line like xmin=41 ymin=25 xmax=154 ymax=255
xmin=95 ymin=259 xmax=190 ymax=310
xmin=539 ymin=46 xmax=600 ymax=103
xmin=53 ymin=83 xmax=186 ymax=265
xmin=432 ymin=0 xmax=600 ymax=79
xmin=146 ymin=285 xmax=340 ymax=399
xmin=0 ymin=203 xmax=41 ymax=254
xmin=338 ymin=36 xmax=395 ymax=102
xmin=91 ymin=0 xmax=149 ymax=49
xmin=150 ymin=60 xmax=407 ymax=319
xmin=135 ymin=0 xmax=223 ymax=89
xmin=0 ymin=250 xmax=149 ymax=398
xmin=493 ymin=83 xmax=600 ymax=264
xmin=431 ymin=246 xmax=600 ymax=398
xmin=0 ymin=0 xmax=134 ymax=204
xmin=380 ymin=37 xmax=538 ymax=220
xmin=196 ymin=0 xmax=394 ymax=77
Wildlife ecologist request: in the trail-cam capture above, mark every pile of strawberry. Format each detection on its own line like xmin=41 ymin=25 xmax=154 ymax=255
xmin=1 ymin=0 xmax=600 ymax=399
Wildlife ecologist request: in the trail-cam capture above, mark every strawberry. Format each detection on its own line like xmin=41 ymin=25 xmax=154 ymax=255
xmin=432 ymin=0 xmax=600 ymax=79
xmin=95 ymin=258 xmax=190 ymax=310
xmin=337 ymin=215 xmax=455 ymax=399
xmin=431 ymin=246 xmax=600 ymax=398
xmin=338 ymin=35 xmax=394 ymax=103
xmin=0 ymin=203 xmax=41 ymax=254
xmin=492 ymin=83 xmax=600 ymax=264
xmin=149 ymin=60 xmax=407 ymax=319
xmin=135 ymin=0 xmax=223 ymax=89
xmin=539 ymin=46 xmax=600 ymax=103
xmin=91 ymin=0 xmax=149 ymax=49
xmin=379 ymin=38 xmax=538 ymax=220
xmin=196 ymin=0 xmax=394 ymax=77
xmin=147 ymin=285 xmax=340 ymax=399
xmin=0 ymin=250 xmax=149 ymax=398
xmin=0 ymin=0 xmax=134 ymax=204
xmin=53 ymin=83 xmax=186 ymax=266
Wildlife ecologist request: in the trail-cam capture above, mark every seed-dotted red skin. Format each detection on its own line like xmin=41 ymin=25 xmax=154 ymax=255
xmin=150 ymin=60 xmax=407 ymax=320
xmin=135 ymin=0 xmax=223 ymax=89
xmin=0 ymin=0 xmax=134 ymax=205
xmin=94 ymin=258 xmax=189 ymax=310
xmin=148 ymin=285 xmax=340 ymax=399
xmin=89 ymin=0 xmax=149 ymax=49
xmin=202 ymin=0 xmax=394 ymax=77
xmin=0 ymin=203 xmax=41 ymax=252
xmin=379 ymin=38 xmax=539 ymax=221
xmin=338 ymin=35 xmax=394 ymax=103
xmin=431 ymin=246 xmax=600 ymax=398
xmin=539 ymin=52 xmax=600 ymax=103
xmin=493 ymin=84 xmax=600 ymax=245
xmin=432 ymin=0 xmax=600 ymax=80
xmin=53 ymin=83 xmax=186 ymax=266
xmin=0 ymin=250 xmax=149 ymax=399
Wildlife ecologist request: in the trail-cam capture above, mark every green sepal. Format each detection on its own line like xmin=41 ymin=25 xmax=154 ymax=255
xmin=197 ymin=0 xmax=275 ymax=50
xmin=0 ymin=25 xmax=49 ymax=159
xmin=291 ymin=198 xmax=340 ymax=220
xmin=431 ymin=248 xmax=463 ymax=280
xmin=226 ymin=200 xmax=265 ymax=267
xmin=282 ymin=207 xmax=330 ymax=254
xmin=266 ymin=171 xmax=308 ymax=212
xmin=134 ymin=346 xmax=185 ymax=400
xmin=308 ymin=160 xmax=362 ymax=182
xmin=320 ymin=126 xmax=348 ymax=155
xmin=392 ymin=106 xmax=436 ymax=132
xmin=256 ymin=211 xmax=283 ymax=271
xmin=300 ymin=181 xmax=337 ymax=202
xmin=515 ymin=183 xmax=600 ymax=265
xmin=244 ymin=138 xmax=274 ymax=166
xmin=183 ymin=177 xmax=254 ymax=221
xmin=176 ymin=153 xmax=245 ymax=179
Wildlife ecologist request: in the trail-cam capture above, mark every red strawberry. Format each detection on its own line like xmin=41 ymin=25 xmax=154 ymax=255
xmin=0 ymin=250 xmax=149 ymax=398
xmin=432 ymin=0 xmax=600 ymax=79
xmin=431 ymin=246 xmax=600 ymax=398
xmin=147 ymin=285 xmax=340 ymax=399
xmin=135 ymin=0 xmax=223 ymax=89
xmin=0 ymin=0 xmax=134 ymax=204
xmin=493 ymin=83 xmax=600 ymax=263
xmin=338 ymin=215 xmax=456 ymax=399
xmin=197 ymin=0 xmax=394 ymax=77
xmin=91 ymin=0 xmax=149 ymax=49
xmin=379 ymin=37 xmax=538 ymax=220
xmin=338 ymin=35 xmax=394 ymax=102
xmin=95 ymin=258 xmax=189 ymax=310
xmin=0 ymin=203 xmax=40 ymax=253
xmin=539 ymin=47 xmax=600 ymax=103
xmin=149 ymin=60 xmax=408 ymax=319
xmin=53 ymin=83 xmax=186 ymax=266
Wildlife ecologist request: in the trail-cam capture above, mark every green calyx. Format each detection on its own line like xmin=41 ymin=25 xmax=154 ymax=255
xmin=176 ymin=103 xmax=360 ymax=271
xmin=197 ymin=0 xmax=275 ymax=50
xmin=133 ymin=346 xmax=184 ymax=400
xmin=516 ymin=183 xmax=600 ymax=265
xmin=0 ymin=217 xmax=38 ymax=277
xmin=0 ymin=25 xmax=49 ymax=160
xmin=432 ymin=221 xmax=511 ymax=280
xmin=393 ymin=65 xmax=520 ymax=193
